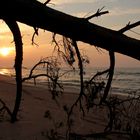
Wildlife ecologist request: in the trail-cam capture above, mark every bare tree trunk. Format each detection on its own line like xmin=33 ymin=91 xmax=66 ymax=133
xmin=0 ymin=0 xmax=140 ymax=60
xmin=5 ymin=19 xmax=23 ymax=123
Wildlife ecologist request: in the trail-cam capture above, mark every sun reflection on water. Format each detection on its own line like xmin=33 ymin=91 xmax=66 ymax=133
xmin=0 ymin=68 xmax=11 ymax=75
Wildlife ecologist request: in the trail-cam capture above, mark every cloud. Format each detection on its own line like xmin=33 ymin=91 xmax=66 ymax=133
xmin=61 ymin=7 xmax=140 ymax=23
xmin=49 ymin=0 xmax=116 ymax=5
xmin=50 ymin=0 xmax=96 ymax=5
xmin=72 ymin=12 xmax=88 ymax=18
xmin=109 ymin=8 xmax=140 ymax=16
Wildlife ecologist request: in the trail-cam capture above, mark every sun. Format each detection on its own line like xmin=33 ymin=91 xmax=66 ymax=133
xmin=0 ymin=47 xmax=13 ymax=57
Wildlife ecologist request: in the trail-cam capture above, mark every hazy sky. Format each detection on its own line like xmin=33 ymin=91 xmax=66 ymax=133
xmin=0 ymin=0 xmax=140 ymax=68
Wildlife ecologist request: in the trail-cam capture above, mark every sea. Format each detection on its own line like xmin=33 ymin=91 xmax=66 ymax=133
xmin=0 ymin=67 xmax=140 ymax=96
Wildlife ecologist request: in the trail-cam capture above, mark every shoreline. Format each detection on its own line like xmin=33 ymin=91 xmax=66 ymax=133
xmin=0 ymin=74 xmax=139 ymax=140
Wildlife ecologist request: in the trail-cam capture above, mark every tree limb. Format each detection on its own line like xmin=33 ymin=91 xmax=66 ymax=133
xmin=0 ymin=0 xmax=140 ymax=60
xmin=4 ymin=19 xmax=23 ymax=123
xmin=101 ymin=51 xmax=115 ymax=103
xmin=119 ymin=21 xmax=140 ymax=33
xmin=86 ymin=7 xmax=109 ymax=20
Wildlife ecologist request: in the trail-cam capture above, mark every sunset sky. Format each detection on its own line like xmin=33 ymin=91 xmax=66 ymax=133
xmin=0 ymin=0 xmax=140 ymax=68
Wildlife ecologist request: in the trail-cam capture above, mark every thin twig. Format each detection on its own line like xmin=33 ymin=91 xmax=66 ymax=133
xmin=86 ymin=7 xmax=109 ymax=20
xmin=44 ymin=0 xmax=51 ymax=5
xmin=88 ymin=69 xmax=109 ymax=84
xmin=0 ymin=99 xmax=12 ymax=117
xmin=32 ymin=27 xmax=39 ymax=46
xmin=119 ymin=21 xmax=140 ymax=33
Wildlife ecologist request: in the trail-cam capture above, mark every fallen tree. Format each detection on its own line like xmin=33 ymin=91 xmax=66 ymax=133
xmin=0 ymin=0 xmax=140 ymax=60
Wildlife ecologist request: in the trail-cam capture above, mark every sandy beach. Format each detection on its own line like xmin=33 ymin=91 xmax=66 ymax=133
xmin=0 ymin=74 xmax=108 ymax=140
xmin=0 ymin=74 xmax=138 ymax=140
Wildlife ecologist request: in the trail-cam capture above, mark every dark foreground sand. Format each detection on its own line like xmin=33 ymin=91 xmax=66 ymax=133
xmin=0 ymin=74 xmax=136 ymax=140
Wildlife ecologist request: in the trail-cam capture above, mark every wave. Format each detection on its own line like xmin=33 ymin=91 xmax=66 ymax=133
xmin=0 ymin=67 xmax=139 ymax=96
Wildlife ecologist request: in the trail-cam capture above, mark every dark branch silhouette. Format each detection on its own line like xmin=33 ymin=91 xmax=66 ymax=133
xmin=4 ymin=19 xmax=23 ymax=123
xmin=0 ymin=99 xmax=12 ymax=118
xmin=0 ymin=0 xmax=140 ymax=60
xmin=22 ymin=57 xmax=63 ymax=99
xmin=86 ymin=7 xmax=109 ymax=20
xmin=119 ymin=21 xmax=140 ymax=33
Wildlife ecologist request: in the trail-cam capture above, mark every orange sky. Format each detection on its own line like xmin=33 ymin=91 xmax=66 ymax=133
xmin=0 ymin=0 xmax=140 ymax=68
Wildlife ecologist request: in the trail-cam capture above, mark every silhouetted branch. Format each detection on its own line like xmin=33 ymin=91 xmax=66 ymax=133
xmin=72 ymin=40 xmax=85 ymax=114
xmin=84 ymin=51 xmax=115 ymax=107
xmin=22 ymin=60 xmax=50 ymax=81
xmin=31 ymin=27 xmax=39 ymax=46
xmin=89 ymin=69 xmax=109 ymax=84
xmin=86 ymin=7 xmax=109 ymax=20
xmin=101 ymin=51 xmax=115 ymax=102
xmin=52 ymin=34 xmax=75 ymax=67
xmin=5 ymin=19 xmax=23 ymax=123
xmin=119 ymin=21 xmax=140 ymax=33
xmin=1 ymin=0 xmax=140 ymax=60
xmin=0 ymin=99 xmax=12 ymax=118
xmin=44 ymin=0 xmax=51 ymax=5
xmin=23 ymin=74 xmax=53 ymax=83
xmin=22 ymin=57 xmax=63 ymax=99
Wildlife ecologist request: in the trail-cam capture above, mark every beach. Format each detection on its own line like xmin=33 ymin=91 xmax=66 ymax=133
xmin=0 ymin=74 xmax=139 ymax=140
xmin=0 ymin=74 xmax=109 ymax=140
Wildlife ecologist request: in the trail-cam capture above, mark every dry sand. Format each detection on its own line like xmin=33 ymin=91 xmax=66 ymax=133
xmin=0 ymin=74 xmax=134 ymax=140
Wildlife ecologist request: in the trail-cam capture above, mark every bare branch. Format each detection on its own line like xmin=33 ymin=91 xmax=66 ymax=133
xmin=22 ymin=57 xmax=64 ymax=99
xmin=86 ymin=7 xmax=109 ymax=20
xmin=31 ymin=27 xmax=39 ymax=46
xmin=88 ymin=69 xmax=109 ymax=84
xmin=0 ymin=99 xmax=12 ymax=117
xmin=1 ymin=0 xmax=140 ymax=60
xmin=101 ymin=51 xmax=115 ymax=103
xmin=5 ymin=19 xmax=23 ymax=123
xmin=119 ymin=21 xmax=140 ymax=33
xmin=44 ymin=0 xmax=51 ymax=5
